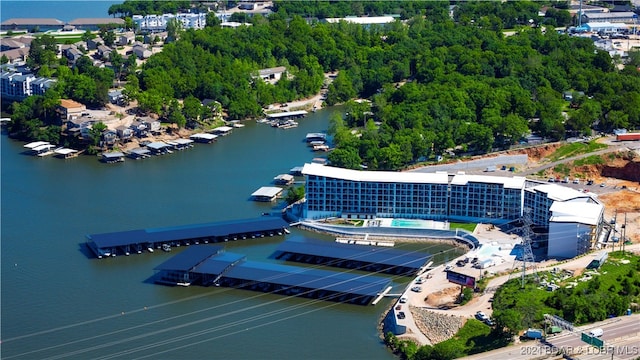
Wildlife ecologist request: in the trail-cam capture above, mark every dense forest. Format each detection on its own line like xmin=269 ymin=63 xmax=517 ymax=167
xmin=7 ymin=1 xmax=640 ymax=169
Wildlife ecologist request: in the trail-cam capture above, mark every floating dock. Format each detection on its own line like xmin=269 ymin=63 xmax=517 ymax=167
xmin=273 ymin=237 xmax=431 ymax=276
xmin=190 ymin=133 xmax=218 ymax=143
xmin=266 ymin=110 xmax=308 ymax=120
xmin=101 ymin=152 xmax=125 ymax=163
xmin=86 ymin=217 xmax=289 ymax=259
xmin=153 ymin=245 xmax=392 ymax=305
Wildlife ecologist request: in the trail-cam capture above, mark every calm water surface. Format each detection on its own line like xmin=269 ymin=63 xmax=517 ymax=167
xmin=1 ymin=108 xmax=461 ymax=359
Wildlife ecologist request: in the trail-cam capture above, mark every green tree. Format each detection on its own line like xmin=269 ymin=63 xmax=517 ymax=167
xmin=285 ymin=185 xmax=305 ymax=205
xmin=327 ymin=148 xmax=362 ymax=170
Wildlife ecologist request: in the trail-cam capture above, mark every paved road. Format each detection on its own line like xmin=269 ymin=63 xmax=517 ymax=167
xmin=463 ymin=314 xmax=640 ymax=360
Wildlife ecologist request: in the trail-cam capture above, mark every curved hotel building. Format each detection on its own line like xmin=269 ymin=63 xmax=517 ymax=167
xmin=301 ymin=163 xmax=606 ymax=259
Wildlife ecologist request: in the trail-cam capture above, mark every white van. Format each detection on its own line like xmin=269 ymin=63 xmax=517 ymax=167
xmin=588 ymin=328 xmax=603 ymax=337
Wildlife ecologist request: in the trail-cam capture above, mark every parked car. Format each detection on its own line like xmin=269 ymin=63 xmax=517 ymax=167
xmin=444 ymin=265 xmax=453 ymax=271
xmin=484 ymin=318 xmax=495 ymax=326
xmin=399 ymin=297 xmax=407 ymax=303
xmin=397 ymin=311 xmax=406 ymax=319
xmin=411 ymin=286 xmax=422 ymax=293
xmin=475 ymin=311 xmax=488 ymax=321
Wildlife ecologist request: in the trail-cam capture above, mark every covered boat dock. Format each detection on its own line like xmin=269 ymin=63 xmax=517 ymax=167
xmin=101 ymin=151 xmax=125 ymax=163
xmin=273 ymin=237 xmax=431 ymax=276
xmin=153 ymin=245 xmax=392 ymax=305
xmin=251 ymin=186 xmax=284 ymax=202
xmin=266 ymin=110 xmax=308 ymax=120
xmin=54 ymin=148 xmax=78 ymax=159
xmin=190 ymin=133 xmax=218 ymax=143
xmin=86 ymin=217 xmax=290 ymax=258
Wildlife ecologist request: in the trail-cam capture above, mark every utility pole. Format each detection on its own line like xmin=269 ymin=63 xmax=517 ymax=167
xmin=622 ymin=212 xmax=627 ymax=254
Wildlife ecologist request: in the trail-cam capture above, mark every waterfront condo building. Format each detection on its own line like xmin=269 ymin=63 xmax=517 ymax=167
xmin=301 ymin=163 xmax=605 ymax=259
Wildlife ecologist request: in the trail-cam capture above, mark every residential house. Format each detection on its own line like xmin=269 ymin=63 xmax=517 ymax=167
xmin=108 ymin=89 xmax=124 ymax=105
xmin=101 ymin=129 xmax=118 ymax=147
xmin=64 ymin=46 xmax=83 ymax=63
xmin=132 ymin=43 xmax=151 ymax=59
xmin=130 ymin=119 xmax=149 ymax=137
xmin=116 ymin=31 xmax=135 ymax=46
xmin=96 ymin=45 xmax=112 ymax=60
xmin=86 ymin=37 xmax=103 ymax=50
xmin=57 ymin=99 xmax=86 ymax=120
xmin=140 ymin=116 xmax=161 ymax=134
xmin=255 ymin=66 xmax=286 ymax=84
xmin=116 ymin=125 xmax=133 ymax=142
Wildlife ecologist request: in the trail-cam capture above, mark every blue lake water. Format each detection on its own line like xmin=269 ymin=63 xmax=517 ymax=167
xmin=1 ymin=1 xmax=120 ymax=22
xmin=0 ymin=107 xmax=463 ymax=359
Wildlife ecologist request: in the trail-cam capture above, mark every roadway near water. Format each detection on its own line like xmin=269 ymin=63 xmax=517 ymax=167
xmin=0 ymin=107 xmax=460 ymax=360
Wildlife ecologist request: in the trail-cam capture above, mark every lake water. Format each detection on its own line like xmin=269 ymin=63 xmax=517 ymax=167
xmin=1 ymin=107 xmax=464 ymax=359
xmin=1 ymin=1 xmax=121 ymax=22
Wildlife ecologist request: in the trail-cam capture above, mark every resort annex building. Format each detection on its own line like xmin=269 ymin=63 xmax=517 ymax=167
xmin=301 ymin=163 xmax=605 ymax=259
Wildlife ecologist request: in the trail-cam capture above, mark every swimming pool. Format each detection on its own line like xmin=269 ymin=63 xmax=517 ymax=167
xmin=390 ymin=219 xmax=433 ymax=229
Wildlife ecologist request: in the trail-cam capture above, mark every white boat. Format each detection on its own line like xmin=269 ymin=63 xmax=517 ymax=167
xmin=147 ymin=247 xmax=154 ymax=253
xmin=283 ymin=228 xmax=291 ymax=234
xmin=162 ymin=244 xmax=171 ymax=252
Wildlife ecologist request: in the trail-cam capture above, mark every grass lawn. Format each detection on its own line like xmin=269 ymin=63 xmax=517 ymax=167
xmin=546 ymin=141 xmax=607 ymax=162
xmin=450 ymin=222 xmax=477 ymax=232
xmin=439 ymin=319 xmax=511 ymax=356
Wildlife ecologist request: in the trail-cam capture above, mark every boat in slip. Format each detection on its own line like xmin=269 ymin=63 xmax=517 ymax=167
xmin=147 ymin=247 xmax=154 ymax=253
xmin=162 ymin=244 xmax=171 ymax=252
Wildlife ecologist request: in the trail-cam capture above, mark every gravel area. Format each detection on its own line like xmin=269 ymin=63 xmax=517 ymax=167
xmin=411 ymin=307 xmax=466 ymax=344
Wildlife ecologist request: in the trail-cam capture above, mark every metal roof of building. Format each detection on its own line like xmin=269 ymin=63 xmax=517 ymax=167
xmin=302 ymin=163 xmax=450 ymax=184
xmin=224 ymin=260 xmax=391 ymax=297
xmin=1 ymin=18 xmax=65 ymax=26
xmin=54 ymin=148 xmax=77 ymax=155
xmin=146 ymin=141 xmax=169 ymax=149
xmin=102 ymin=152 xmax=125 ymax=158
xmin=450 ymin=174 xmax=527 ymax=189
xmin=154 ymin=245 xmax=224 ymax=272
xmin=190 ymin=133 xmax=218 ymax=140
xmin=87 ymin=217 xmax=289 ymax=248
xmin=549 ymin=201 xmax=603 ymax=226
xmin=251 ymin=187 xmax=283 ymax=198
xmin=265 ymin=110 xmax=308 ymax=118
xmin=275 ymin=237 xmax=430 ymax=269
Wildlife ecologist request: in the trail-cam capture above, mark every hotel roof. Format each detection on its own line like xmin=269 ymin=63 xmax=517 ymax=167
xmin=527 ymin=184 xmax=594 ymax=202
xmin=450 ymin=174 xmax=527 ymax=189
xmin=302 ymin=163 xmax=450 ymax=184
xmin=549 ymin=201 xmax=603 ymax=226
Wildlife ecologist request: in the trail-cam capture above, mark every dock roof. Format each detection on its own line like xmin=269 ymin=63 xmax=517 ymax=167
xmin=225 ymin=260 xmax=391 ymax=297
xmin=276 ymin=237 xmax=430 ymax=269
xmin=266 ymin=110 xmax=308 ymax=118
xmin=146 ymin=141 xmax=169 ymax=150
xmin=190 ymin=133 xmax=218 ymax=140
xmin=154 ymin=245 xmax=224 ymax=272
xmin=193 ymin=252 xmax=247 ymax=275
xmin=87 ymin=217 xmax=289 ymax=248
xmin=24 ymin=141 xmax=50 ymax=149
xmin=251 ymin=186 xmax=283 ymax=198
xmin=102 ymin=152 xmax=125 ymax=158
xmin=54 ymin=148 xmax=77 ymax=155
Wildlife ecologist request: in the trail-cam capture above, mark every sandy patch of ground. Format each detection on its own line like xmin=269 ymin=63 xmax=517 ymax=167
xmin=424 ymin=286 xmax=461 ymax=308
